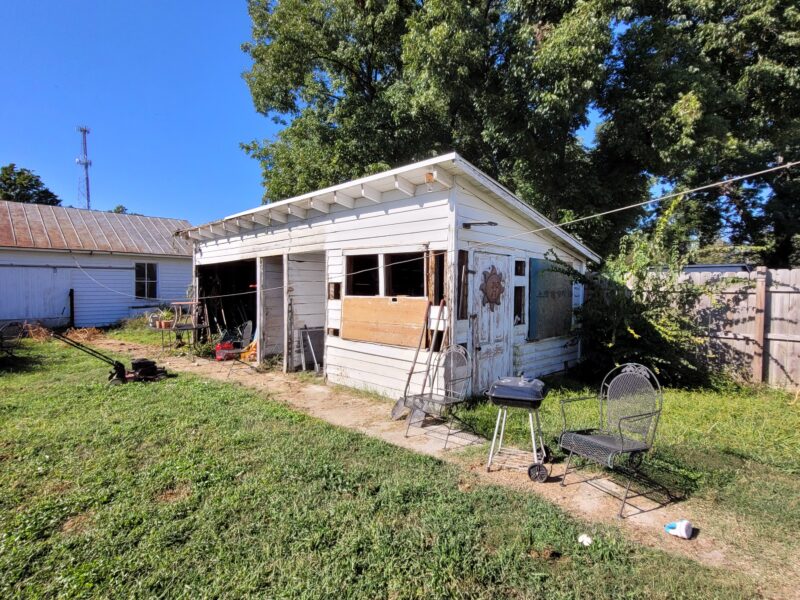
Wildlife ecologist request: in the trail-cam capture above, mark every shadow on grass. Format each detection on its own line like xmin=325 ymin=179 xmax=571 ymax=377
xmin=0 ymin=351 xmax=44 ymax=375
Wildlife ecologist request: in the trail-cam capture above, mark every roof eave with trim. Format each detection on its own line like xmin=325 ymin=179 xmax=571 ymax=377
xmin=177 ymin=152 xmax=600 ymax=263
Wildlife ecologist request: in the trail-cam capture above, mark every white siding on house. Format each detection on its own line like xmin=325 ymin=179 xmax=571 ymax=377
xmin=0 ymin=250 xmax=192 ymax=327
xmin=195 ymin=188 xmax=452 ymax=265
xmin=325 ymin=336 xmax=440 ymax=400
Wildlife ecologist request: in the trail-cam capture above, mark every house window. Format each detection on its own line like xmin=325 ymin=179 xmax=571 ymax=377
xmin=346 ymin=255 xmax=379 ymax=296
xmin=515 ymin=260 xmax=526 ymax=276
xmin=514 ymin=286 xmax=525 ymax=325
xmin=385 ymin=252 xmax=425 ymax=297
xmin=528 ymin=259 xmax=573 ymax=340
xmin=135 ymin=262 xmax=157 ymax=299
xmin=328 ymin=282 xmax=341 ymax=300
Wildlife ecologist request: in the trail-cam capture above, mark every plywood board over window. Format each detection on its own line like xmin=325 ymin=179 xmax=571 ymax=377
xmin=341 ymin=297 xmax=429 ymax=348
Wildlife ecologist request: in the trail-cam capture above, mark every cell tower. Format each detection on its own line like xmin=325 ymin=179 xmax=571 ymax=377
xmin=76 ymin=126 xmax=92 ymax=210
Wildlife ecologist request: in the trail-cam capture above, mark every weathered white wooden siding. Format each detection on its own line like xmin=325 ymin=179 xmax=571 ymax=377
xmin=325 ymin=337 xmax=440 ymax=400
xmin=0 ymin=249 xmax=191 ymax=327
xmin=453 ymin=180 xmax=586 ymax=379
xmin=195 ymin=188 xmax=452 ymax=265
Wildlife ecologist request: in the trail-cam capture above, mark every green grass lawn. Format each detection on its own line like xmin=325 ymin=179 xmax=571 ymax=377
xmin=0 ymin=341 xmax=759 ymax=599
xmin=458 ymin=376 xmax=800 ymax=539
xmin=105 ymin=317 xmax=166 ymax=347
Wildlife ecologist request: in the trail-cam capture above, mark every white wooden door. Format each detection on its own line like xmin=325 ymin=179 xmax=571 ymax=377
xmin=472 ymin=251 xmax=513 ymax=392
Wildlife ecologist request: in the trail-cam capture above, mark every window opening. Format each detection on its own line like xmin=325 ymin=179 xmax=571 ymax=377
xmin=514 ymin=286 xmax=525 ymax=325
xmin=515 ymin=260 xmax=526 ymax=276
xmin=457 ymin=250 xmax=469 ymax=320
xmin=385 ymin=252 xmax=425 ymax=297
xmin=346 ymin=255 xmax=379 ymax=296
xmin=328 ymin=282 xmax=341 ymax=300
xmin=135 ymin=262 xmax=157 ymax=299
xmin=430 ymin=251 xmax=445 ymax=304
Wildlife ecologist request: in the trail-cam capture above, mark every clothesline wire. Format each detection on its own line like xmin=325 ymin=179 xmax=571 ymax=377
xmin=71 ymin=160 xmax=798 ymax=304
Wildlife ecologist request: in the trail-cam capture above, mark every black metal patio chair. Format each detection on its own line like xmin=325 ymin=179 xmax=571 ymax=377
xmin=559 ymin=363 xmax=663 ymax=517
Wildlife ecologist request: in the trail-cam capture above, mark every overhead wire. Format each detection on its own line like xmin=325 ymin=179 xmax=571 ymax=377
xmin=70 ymin=160 xmax=798 ymax=304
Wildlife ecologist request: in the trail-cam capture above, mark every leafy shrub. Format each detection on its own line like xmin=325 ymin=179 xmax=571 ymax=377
xmin=557 ymin=199 xmax=724 ymax=386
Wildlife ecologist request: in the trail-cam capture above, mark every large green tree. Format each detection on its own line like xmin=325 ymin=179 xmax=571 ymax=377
xmin=0 ymin=163 xmax=61 ymax=206
xmin=243 ymin=0 xmax=800 ymax=265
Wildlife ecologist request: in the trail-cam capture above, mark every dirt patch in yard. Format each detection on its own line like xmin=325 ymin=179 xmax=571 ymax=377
xmin=156 ymin=483 xmax=191 ymax=504
xmin=60 ymin=512 xmax=93 ymax=535
xmin=91 ymin=336 xmax=799 ymax=599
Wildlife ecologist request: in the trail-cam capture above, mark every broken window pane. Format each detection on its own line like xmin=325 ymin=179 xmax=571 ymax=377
xmin=346 ymin=255 xmax=379 ymax=296
xmin=385 ymin=252 xmax=425 ymax=297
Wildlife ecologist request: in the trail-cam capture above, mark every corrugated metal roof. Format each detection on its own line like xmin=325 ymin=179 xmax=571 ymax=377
xmin=0 ymin=200 xmax=192 ymax=256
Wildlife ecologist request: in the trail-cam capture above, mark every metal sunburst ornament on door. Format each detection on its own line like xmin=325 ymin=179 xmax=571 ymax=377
xmin=479 ymin=265 xmax=505 ymax=311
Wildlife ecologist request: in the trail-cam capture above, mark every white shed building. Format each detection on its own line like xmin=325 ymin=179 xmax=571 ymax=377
xmin=0 ymin=201 xmax=193 ymax=327
xmin=178 ymin=153 xmax=600 ymax=398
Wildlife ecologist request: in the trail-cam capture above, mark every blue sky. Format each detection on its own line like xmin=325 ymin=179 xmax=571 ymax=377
xmin=1 ymin=1 xmax=279 ymax=224
xmin=2 ymin=2 xmax=611 ymax=226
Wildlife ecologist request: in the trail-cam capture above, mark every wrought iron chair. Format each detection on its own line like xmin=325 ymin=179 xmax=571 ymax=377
xmin=559 ymin=363 xmax=663 ymax=517
xmin=404 ymin=345 xmax=472 ymax=449
xmin=0 ymin=322 xmax=24 ymax=357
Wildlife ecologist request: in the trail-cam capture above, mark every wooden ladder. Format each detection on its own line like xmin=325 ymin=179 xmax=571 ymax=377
xmin=390 ymin=299 xmax=449 ymax=420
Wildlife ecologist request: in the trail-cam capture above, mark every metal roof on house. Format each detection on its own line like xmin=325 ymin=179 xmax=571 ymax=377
xmin=0 ymin=200 xmax=192 ymax=257
xmin=178 ymin=153 xmax=601 ymax=263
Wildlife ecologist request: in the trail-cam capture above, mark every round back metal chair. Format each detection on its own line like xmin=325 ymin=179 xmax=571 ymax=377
xmin=435 ymin=344 xmax=472 ymax=402
xmin=600 ymin=363 xmax=662 ymax=446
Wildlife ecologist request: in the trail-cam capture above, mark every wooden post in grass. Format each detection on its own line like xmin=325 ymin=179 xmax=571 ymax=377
xmin=752 ymin=266 xmax=767 ymax=383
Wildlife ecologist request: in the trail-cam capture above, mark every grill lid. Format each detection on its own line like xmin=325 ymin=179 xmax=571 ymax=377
xmin=487 ymin=376 xmax=548 ymax=401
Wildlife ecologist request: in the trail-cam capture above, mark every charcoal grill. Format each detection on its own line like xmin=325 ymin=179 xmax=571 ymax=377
xmin=486 ymin=376 xmax=552 ymax=482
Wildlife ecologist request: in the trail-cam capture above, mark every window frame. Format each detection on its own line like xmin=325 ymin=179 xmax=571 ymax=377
xmin=345 ymin=254 xmax=381 ymax=296
xmin=134 ymin=262 xmax=158 ymax=300
xmin=384 ymin=251 xmax=427 ymax=298
xmin=342 ymin=249 xmax=438 ymax=299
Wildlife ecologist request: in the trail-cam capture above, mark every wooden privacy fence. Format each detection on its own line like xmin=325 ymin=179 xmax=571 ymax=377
xmin=686 ymin=267 xmax=799 ymax=390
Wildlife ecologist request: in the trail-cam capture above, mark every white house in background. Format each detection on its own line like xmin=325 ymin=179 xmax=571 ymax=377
xmin=177 ymin=153 xmax=600 ymax=398
xmin=0 ymin=200 xmax=192 ymax=327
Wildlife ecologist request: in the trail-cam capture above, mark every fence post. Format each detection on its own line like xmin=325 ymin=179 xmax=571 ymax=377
xmin=752 ymin=266 xmax=767 ymax=383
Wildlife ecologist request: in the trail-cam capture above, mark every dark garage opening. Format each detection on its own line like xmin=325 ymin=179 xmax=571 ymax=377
xmin=197 ymin=259 xmax=257 ymax=341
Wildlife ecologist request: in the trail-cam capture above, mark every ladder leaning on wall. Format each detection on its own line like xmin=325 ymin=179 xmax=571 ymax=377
xmin=390 ymin=299 xmax=449 ymax=420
